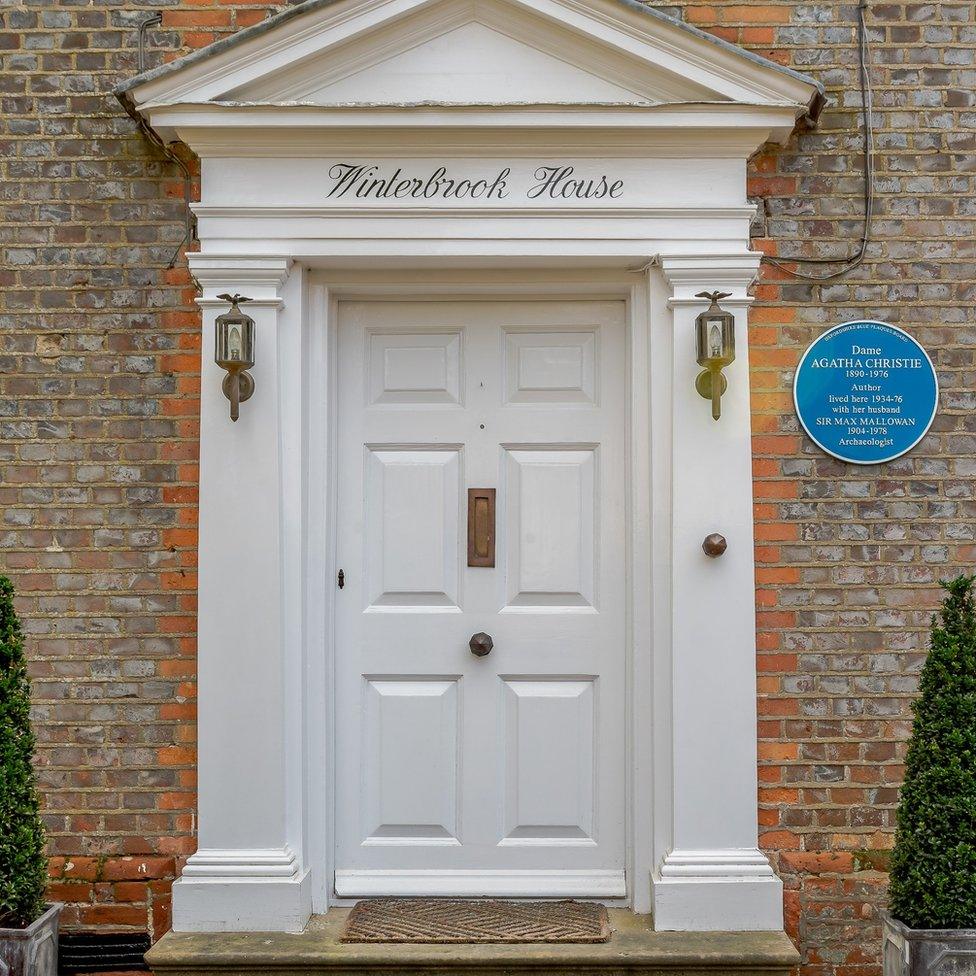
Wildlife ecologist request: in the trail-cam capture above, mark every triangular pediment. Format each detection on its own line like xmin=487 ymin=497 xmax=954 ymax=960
xmin=218 ymin=2 xmax=722 ymax=107
xmin=117 ymin=0 xmax=823 ymax=141
xmin=230 ymin=19 xmax=674 ymax=106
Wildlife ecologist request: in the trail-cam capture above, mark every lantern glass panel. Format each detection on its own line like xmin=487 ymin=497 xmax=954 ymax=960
xmin=696 ymin=312 xmax=735 ymax=367
xmin=215 ymin=314 xmax=254 ymax=370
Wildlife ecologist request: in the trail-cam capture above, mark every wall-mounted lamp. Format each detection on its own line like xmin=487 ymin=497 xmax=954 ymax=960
xmin=694 ymin=291 xmax=736 ymax=421
xmin=215 ymin=294 xmax=255 ymax=422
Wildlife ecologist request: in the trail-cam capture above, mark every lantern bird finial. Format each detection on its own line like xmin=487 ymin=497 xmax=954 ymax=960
xmin=216 ymin=293 xmax=253 ymax=307
xmin=695 ymin=290 xmax=733 ymax=305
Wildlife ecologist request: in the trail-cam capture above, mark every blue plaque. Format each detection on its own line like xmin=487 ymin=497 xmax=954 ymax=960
xmin=794 ymin=321 xmax=938 ymax=465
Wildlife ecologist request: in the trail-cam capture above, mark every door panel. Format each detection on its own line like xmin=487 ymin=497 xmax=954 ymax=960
xmin=368 ymin=330 xmax=462 ymax=406
xmin=365 ymin=448 xmax=461 ymax=609
xmin=335 ymin=299 xmax=627 ymax=899
xmin=503 ymin=448 xmax=596 ymax=609
xmin=503 ymin=330 xmax=597 ymax=404
xmin=362 ymin=678 xmax=460 ymax=843
xmin=500 ymin=678 xmax=596 ymax=843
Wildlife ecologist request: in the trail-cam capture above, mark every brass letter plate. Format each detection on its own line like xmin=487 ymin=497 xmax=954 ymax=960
xmin=467 ymin=488 xmax=496 ymax=568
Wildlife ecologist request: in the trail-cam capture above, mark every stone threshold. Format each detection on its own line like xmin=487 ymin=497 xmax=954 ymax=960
xmin=145 ymin=909 xmax=800 ymax=975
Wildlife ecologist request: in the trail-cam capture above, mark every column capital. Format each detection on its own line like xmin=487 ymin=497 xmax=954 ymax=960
xmin=657 ymin=252 xmax=761 ymax=307
xmin=188 ymin=254 xmax=293 ymax=303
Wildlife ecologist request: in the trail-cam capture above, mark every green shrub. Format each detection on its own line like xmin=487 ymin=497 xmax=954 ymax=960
xmin=888 ymin=575 xmax=976 ymax=929
xmin=0 ymin=575 xmax=47 ymax=928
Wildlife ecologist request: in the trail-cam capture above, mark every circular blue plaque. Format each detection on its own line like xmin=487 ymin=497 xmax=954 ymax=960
xmin=793 ymin=321 xmax=938 ymax=465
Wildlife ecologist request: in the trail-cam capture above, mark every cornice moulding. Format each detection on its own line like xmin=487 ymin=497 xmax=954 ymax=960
xmin=191 ymin=205 xmax=759 ymax=220
xmin=188 ymin=255 xmax=294 ymax=298
xmin=658 ymin=252 xmax=762 ymax=301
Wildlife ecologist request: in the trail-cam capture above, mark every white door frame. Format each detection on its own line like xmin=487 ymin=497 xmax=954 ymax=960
xmin=310 ymin=275 xmax=647 ymax=908
xmin=178 ymin=252 xmax=782 ymax=935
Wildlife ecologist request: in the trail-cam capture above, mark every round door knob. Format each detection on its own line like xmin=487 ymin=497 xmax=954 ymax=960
xmin=702 ymin=533 xmax=728 ymax=558
xmin=469 ymin=632 xmax=493 ymax=657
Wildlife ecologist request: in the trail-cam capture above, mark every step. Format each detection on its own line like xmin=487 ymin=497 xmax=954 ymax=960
xmin=145 ymin=909 xmax=800 ymax=975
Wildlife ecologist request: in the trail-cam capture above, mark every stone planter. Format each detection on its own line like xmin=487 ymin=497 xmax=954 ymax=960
xmin=883 ymin=912 xmax=976 ymax=976
xmin=0 ymin=903 xmax=60 ymax=976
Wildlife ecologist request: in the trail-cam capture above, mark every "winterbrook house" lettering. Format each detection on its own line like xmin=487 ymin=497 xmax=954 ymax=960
xmin=325 ymin=162 xmax=625 ymax=202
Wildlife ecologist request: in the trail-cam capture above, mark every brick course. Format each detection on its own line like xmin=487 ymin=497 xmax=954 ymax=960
xmin=0 ymin=0 xmax=973 ymax=972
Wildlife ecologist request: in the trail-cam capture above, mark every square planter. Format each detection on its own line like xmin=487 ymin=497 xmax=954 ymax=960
xmin=883 ymin=912 xmax=976 ymax=976
xmin=0 ymin=903 xmax=60 ymax=976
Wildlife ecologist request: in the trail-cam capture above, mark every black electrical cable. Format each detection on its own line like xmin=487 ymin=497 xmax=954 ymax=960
xmin=761 ymin=0 xmax=874 ymax=282
xmin=137 ymin=12 xmax=162 ymax=73
xmin=125 ymin=15 xmax=198 ymax=269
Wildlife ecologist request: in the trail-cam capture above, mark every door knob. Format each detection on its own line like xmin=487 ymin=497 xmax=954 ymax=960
xmin=469 ymin=633 xmax=493 ymax=657
xmin=702 ymin=533 xmax=728 ymax=557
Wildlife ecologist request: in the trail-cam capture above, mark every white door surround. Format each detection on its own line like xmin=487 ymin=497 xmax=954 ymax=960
xmin=118 ymin=0 xmax=823 ymax=937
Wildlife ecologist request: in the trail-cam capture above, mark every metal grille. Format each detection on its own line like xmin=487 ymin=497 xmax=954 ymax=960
xmin=58 ymin=933 xmax=150 ymax=973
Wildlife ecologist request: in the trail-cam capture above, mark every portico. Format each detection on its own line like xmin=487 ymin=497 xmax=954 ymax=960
xmin=116 ymin=0 xmax=823 ymax=944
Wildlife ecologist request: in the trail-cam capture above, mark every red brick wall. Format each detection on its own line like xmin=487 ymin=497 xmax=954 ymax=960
xmin=1 ymin=0 xmax=974 ymax=971
xmin=0 ymin=0 xmax=213 ymax=935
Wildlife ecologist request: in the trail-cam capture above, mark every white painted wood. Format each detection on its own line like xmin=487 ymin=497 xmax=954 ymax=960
xmin=362 ymin=678 xmax=460 ymax=842
xmin=334 ymin=300 xmax=627 ymax=897
xmin=365 ymin=448 xmax=461 ymax=608
xmin=284 ymin=22 xmax=648 ymax=106
xmin=172 ymin=256 xmax=311 ymax=933
xmin=649 ymin=253 xmax=783 ymax=931
xmin=501 ymin=679 xmax=595 ymax=843
xmin=178 ymin=261 xmax=780 ymax=931
xmin=503 ymin=449 xmax=596 ymax=610
xmin=368 ymin=330 xmax=462 ymax=405
xmin=299 ymin=271 xmax=655 ymax=922
xmin=334 ymin=869 xmax=626 ymax=899
xmin=304 ymin=280 xmax=337 ymax=916
xmin=504 ymin=330 xmax=597 ymax=405
xmin=123 ymin=0 xmax=819 ymax=129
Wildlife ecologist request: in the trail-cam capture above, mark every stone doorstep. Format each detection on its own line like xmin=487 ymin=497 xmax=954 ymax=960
xmin=145 ymin=909 xmax=800 ymax=975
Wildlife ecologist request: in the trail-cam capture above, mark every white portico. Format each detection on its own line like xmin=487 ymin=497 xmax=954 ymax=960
xmin=117 ymin=0 xmax=822 ymax=939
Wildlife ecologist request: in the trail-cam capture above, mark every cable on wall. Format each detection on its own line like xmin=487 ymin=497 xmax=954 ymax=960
xmin=761 ymin=0 xmax=874 ymax=282
xmin=137 ymin=12 xmax=162 ymax=72
xmin=124 ymin=13 xmax=198 ymax=269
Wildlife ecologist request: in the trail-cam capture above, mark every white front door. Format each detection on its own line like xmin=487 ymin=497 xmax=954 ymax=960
xmin=334 ymin=299 xmax=627 ymax=899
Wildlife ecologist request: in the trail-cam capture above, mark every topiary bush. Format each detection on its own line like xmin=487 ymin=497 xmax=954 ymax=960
xmin=888 ymin=574 xmax=976 ymax=930
xmin=0 ymin=575 xmax=48 ymax=928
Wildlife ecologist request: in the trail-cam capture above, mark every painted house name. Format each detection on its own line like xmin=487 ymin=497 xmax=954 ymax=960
xmin=326 ymin=162 xmax=625 ymax=202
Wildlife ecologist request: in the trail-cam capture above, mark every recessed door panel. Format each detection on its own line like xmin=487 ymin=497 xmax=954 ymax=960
xmin=368 ymin=331 xmax=462 ymax=405
xmin=501 ymin=678 xmax=596 ymax=844
xmin=504 ymin=331 xmax=597 ymax=404
xmin=362 ymin=678 xmax=460 ymax=844
xmin=504 ymin=448 xmax=596 ymax=609
xmin=365 ymin=448 xmax=461 ymax=609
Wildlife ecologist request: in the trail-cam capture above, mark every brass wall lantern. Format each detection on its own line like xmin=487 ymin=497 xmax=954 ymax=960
xmin=214 ymin=294 xmax=255 ymax=422
xmin=694 ymin=291 xmax=736 ymax=421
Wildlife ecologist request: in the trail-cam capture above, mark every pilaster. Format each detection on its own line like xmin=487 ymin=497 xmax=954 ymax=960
xmin=172 ymin=255 xmax=311 ymax=933
xmin=651 ymin=252 xmax=783 ymax=932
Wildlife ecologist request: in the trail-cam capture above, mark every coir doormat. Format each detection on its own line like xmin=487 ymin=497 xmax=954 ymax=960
xmin=341 ymin=898 xmax=611 ymax=944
